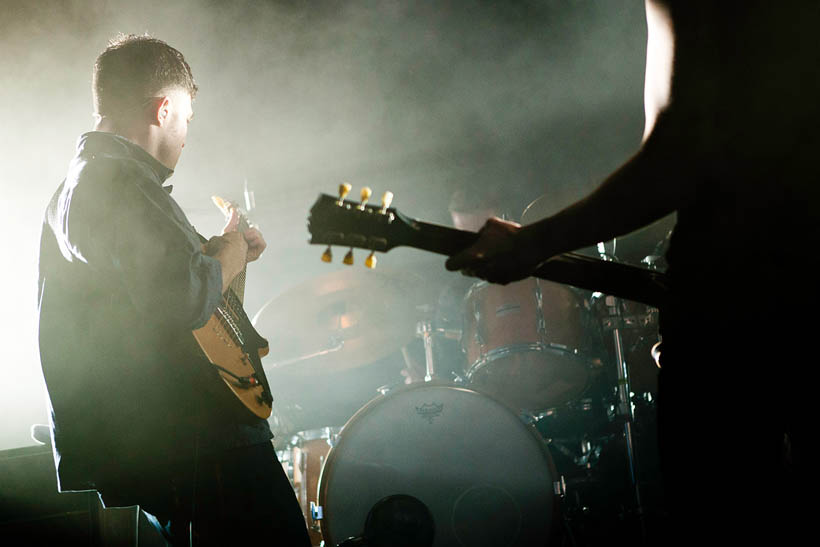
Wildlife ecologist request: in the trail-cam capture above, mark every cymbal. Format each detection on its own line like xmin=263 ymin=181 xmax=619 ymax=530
xmin=521 ymin=194 xmax=676 ymax=266
xmin=252 ymin=267 xmax=434 ymax=374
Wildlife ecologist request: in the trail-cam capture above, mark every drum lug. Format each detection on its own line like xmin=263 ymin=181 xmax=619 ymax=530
xmin=310 ymin=501 xmax=324 ymax=521
xmin=534 ymin=284 xmax=547 ymax=335
xmin=472 ymin=300 xmax=485 ymax=345
xmin=553 ymin=476 xmax=567 ymax=498
xmin=450 ymin=372 xmax=467 ymax=384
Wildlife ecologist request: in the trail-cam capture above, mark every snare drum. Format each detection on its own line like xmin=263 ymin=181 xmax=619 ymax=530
xmin=316 ymin=383 xmax=559 ymax=547
xmin=462 ymin=278 xmax=592 ymax=411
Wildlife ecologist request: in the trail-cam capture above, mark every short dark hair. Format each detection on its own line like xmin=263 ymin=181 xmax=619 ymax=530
xmin=92 ymin=34 xmax=197 ymax=120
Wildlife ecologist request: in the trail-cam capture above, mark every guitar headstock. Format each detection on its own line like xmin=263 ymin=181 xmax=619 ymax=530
xmin=212 ymin=195 xmax=252 ymax=232
xmin=307 ymin=184 xmax=413 ymax=268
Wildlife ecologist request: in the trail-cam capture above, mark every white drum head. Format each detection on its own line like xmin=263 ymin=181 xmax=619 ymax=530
xmin=318 ymin=383 xmax=557 ymax=546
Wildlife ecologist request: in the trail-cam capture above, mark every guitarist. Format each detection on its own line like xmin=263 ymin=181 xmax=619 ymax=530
xmin=37 ymin=34 xmax=310 ymax=545
xmin=447 ymin=1 xmax=817 ymax=544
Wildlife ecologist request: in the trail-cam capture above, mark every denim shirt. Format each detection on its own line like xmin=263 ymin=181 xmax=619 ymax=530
xmin=38 ymin=132 xmax=271 ymax=493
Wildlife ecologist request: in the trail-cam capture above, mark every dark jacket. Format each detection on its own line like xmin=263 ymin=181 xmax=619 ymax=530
xmin=38 ymin=132 xmax=271 ymax=493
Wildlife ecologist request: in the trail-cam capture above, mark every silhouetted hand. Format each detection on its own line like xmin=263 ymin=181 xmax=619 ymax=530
xmin=445 ymin=217 xmax=544 ymax=284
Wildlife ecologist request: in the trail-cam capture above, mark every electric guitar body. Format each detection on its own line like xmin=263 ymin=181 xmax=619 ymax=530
xmin=193 ymin=196 xmax=273 ymax=419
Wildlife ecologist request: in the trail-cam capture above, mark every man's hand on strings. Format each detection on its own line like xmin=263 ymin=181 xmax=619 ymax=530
xmin=445 ymin=217 xmax=544 ymax=285
xmin=220 ymin=205 xmax=267 ymax=262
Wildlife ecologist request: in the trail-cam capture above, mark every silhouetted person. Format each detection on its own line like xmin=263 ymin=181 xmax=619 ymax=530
xmin=448 ymin=2 xmax=818 ymax=543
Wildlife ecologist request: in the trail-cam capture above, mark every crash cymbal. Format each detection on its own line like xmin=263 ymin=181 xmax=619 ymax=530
xmin=521 ymin=194 xmax=675 ymax=266
xmin=252 ymin=267 xmax=434 ymax=374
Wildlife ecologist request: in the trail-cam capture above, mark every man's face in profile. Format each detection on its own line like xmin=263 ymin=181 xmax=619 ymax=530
xmin=156 ymin=88 xmax=193 ymax=169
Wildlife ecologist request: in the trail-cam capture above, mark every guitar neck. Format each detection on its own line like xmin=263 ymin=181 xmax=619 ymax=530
xmin=230 ymin=214 xmax=252 ymax=304
xmin=410 ymin=220 xmax=669 ymax=307
xmin=230 ymin=266 xmax=247 ymax=305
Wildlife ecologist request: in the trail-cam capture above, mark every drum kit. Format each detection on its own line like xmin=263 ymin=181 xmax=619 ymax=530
xmin=254 ymin=198 xmax=674 ymax=547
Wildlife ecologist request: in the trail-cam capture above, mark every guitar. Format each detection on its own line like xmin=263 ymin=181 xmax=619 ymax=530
xmin=192 ymin=196 xmax=273 ymax=419
xmin=307 ymin=187 xmax=670 ymax=308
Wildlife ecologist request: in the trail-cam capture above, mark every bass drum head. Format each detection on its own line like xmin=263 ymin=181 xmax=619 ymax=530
xmin=318 ymin=383 xmax=557 ymax=547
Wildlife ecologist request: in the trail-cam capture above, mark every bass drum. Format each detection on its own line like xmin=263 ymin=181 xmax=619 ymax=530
xmin=317 ymin=383 xmax=558 ymax=547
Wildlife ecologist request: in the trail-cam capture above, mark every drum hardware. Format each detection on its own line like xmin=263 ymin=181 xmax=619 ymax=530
xmin=417 ymin=320 xmax=438 ymax=382
xmin=269 ymin=336 xmax=346 ymax=369
xmin=276 ymin=446 xmax=295 ymax=482
xmin=470 ymin=297 xmax=484 ymax=346
xmin=600 ymin=309 xmax=658 ymax=331
xmin=576 ymin=437 xmax=602 ymax=469
xmin=537 ymin=424 xmax=610 ymax=473
xmin=466 ymin=343 xmax=581 ymax=377
xmin=534 ymin=283 xmax=546 ymax=334
xmin=279 ymin=427 xmax=343 ymax=546
xmin=602 ymin=291 xmax=648 ymax=542
xmin=596 ymin=295 xmax=660 ymax=395
xmin=415 ymin=320 xmax=461 ymax=382
xmin=290 ymin=426 xmax=342 ymax=447
xmin=309 ymin=502 xmax=323 ymax=534
xmin=532 ymin=395 xmax=610 ymax=436
xmin=554 ymin=476 xmax=567 ymax=498
xmin=641 ymin=254 xmax=667 ymax=270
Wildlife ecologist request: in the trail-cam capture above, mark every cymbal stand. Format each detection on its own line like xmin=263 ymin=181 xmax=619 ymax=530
xmin=598 ymin=243 xmax=647 ymax=543
xmin=416 ymin=320 xmax=440 ymax=382
xmin=416 ymin=321 xmax=461 ymax=382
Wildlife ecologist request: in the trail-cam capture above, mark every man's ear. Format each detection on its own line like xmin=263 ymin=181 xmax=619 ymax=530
xmin=149 ymin=97 xmax=172 ymax=127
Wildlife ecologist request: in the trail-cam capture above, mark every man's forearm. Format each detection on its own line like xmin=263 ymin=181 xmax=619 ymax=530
xmin=521 ymin=123 xmax=692 ymax=261
xmin=202 ymin=232 xmax=249 ymax=294
xmin=214 ymin=253 xmax=244 ymax=294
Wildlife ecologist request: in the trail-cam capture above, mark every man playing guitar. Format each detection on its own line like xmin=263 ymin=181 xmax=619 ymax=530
xmin=37 ymin=34 xmax=310 ymax=545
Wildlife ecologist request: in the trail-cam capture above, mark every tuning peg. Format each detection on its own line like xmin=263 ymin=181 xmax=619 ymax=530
xmin=337 ymin=183 xmax=352 ymax=205
xmin=211 ymin=195 xmax=228 ymax=211
xmin=380 ymin=191 xmax=394 ymax=214
xmin=358 ymin=187 xmax=372 ymax=210
xmin=365 ymin=251 xmax=377 ymax=269
xmin=321 ymin=246 xmax=333 ymax=263
xmin=343 ymin=248 xmax=354 ymax=265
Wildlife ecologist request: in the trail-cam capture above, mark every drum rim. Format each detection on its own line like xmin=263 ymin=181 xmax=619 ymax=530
xmin=316 ymin=381 xmax=558 ymax=545
xmin=462 ymin=277 xmax=545 ymax=302
xmin=464 ymin=344 xmax=595 ymax=411
xmin=462 ymin=279 xmax=490 ymax=302
xmin=465 ymin=342 xmax=590 ymax=374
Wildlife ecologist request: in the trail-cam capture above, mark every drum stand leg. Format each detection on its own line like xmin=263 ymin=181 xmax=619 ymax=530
xmin=606 ymin=295 xmax=647 ymax=544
